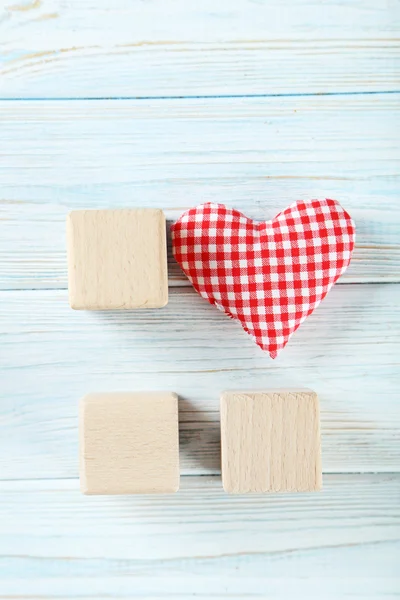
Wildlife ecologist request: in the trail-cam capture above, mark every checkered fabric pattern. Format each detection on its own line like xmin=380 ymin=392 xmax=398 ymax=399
xmin=171 ymin=200 xmax=355 ymax=358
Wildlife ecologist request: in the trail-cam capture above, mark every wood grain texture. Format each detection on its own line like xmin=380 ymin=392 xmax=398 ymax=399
xmin=221 ymin=390 xmax=321 ymax=493
xmin=67 ymin=209 xmax=168 ymax=309
xmin=1 ymin=0 xmax=399 ymax=97
xmin=80 ymin=392 xmax=179 ymax=495
xmin=0 ymin=95 xmax=399 ymax=289
xmin=0 ymin=285 xmax=399 ymax=480
xmin=1 ymin=1 xmax=399 ymax=594
xmin=0 ymin=475 xmax=399 ymax=598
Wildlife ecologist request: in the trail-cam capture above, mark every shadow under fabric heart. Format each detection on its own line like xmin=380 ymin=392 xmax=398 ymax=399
xmin=171 ymin=199 xmax=355 ymax=359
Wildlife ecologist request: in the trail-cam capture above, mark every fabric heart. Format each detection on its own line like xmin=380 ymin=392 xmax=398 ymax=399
xmin=171 ymin=200 xmax=355 ymax=358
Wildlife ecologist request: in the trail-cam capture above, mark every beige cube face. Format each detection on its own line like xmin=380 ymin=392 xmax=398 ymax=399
xmin=67 ymin=209 xmax=168 ymax=310
xmin=221 ymin=390 xmax=322 ymax=494
xmin=80 ymin=392 xmax=180 ymax=495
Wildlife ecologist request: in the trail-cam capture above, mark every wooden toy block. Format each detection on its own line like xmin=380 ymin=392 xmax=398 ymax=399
xmin=220 ymin=390 xmax=322 ymax=494
xmin=67 ymin=208 xmax=168 ymax=310
xmin=79 ymin=392 xmax=179 ymax=494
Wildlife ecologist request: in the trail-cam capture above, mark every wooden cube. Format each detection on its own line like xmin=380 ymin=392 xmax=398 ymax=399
xmin=80 ymin=392 xmax=179 ymax=494
xmin=220 ymin=390 xmax=322 ymax=493
xmin=67 ymin=208 xmax=168 ymax=310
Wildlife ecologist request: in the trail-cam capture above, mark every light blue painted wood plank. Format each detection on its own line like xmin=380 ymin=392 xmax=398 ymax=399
xmin=0 ymin=475 xmax=399 ymax=597
xmin=0 ymin=0 xmax=399 ymax=97
xmin=0 ymin=285 xmax=399 ymax=479
xmin=0 ymin=95 xmax=399 ymax=289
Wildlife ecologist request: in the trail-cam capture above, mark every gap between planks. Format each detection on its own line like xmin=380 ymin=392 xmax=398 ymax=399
xmin=2 ymin=90 xmax=400 ymax=101
xmin=0 ymin=471 xmax=398 ymax=490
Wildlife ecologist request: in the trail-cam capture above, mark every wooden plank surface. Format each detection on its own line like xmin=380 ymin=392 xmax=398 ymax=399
xmin=1 ymin=95 xmax=399 ymax=289
xmin=1 ymin=0 xmax=399 ymax=98
xmin=0 ymin=475 xmax=399 ymax=598
xmin=1 ymin=0 xmax=399 ymax=596
xmin=1 ymin=285 xmax=399 ymax=479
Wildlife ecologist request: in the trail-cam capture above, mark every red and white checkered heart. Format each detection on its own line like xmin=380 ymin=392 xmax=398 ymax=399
xmin=171 ymin=200 xmax=355 ymax=358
